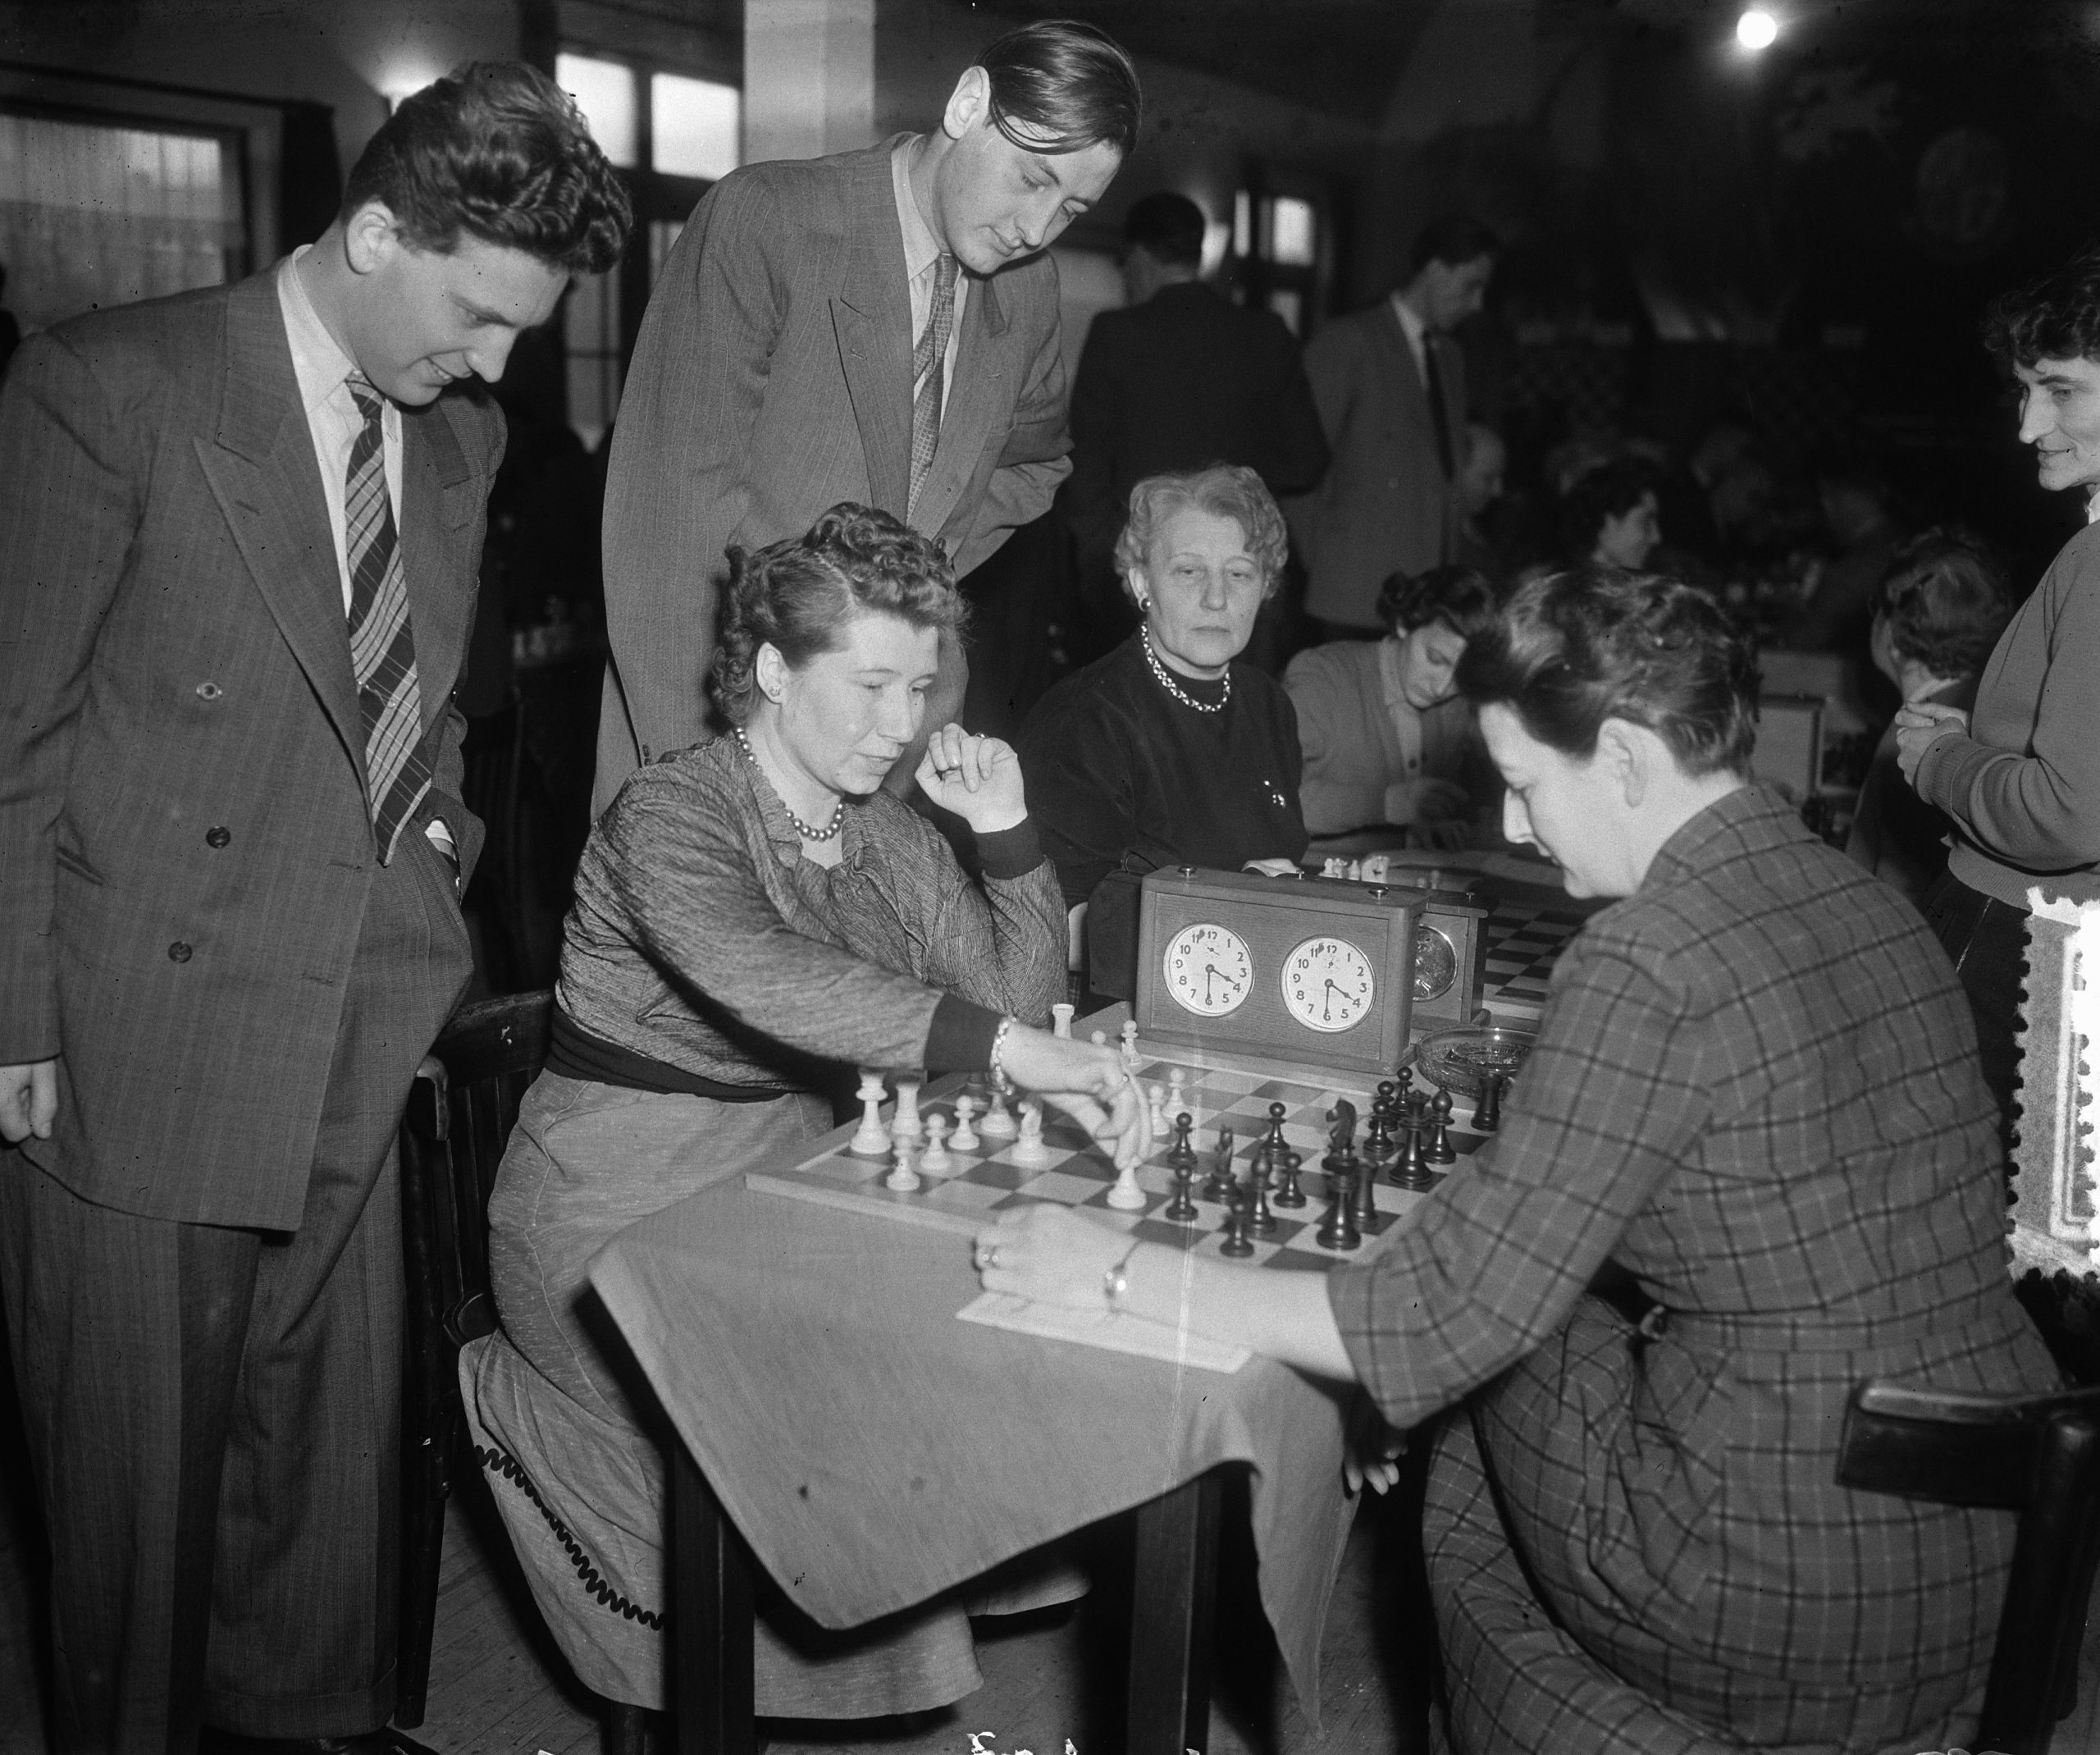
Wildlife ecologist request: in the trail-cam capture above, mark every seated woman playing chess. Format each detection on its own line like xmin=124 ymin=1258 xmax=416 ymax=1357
xmin=1017 ymin=464 xmax=1309 ymax=994
xmin=463 ymin=504 xmax=1144 ymax=1718
xmin=980 ymin=565 xmax=2057 ymax=1753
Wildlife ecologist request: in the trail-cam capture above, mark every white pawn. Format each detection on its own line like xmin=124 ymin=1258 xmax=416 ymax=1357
xmin=921 ymin=1113 xmax=953 ymax=1173
xmin=1106 ymin=1159 xmax=1146 ymax=1210
xmin=1120 ymin=1020 xmax=1140 ymax=1072
xmin=1167 ymin=1067 xmax=1189 ymax=1128
xmin=979 ymin=1081 xmax=1018 ymax=1138
xmin=892 ymin=1074 xmax=924 ymax=1141
xmin=951 ymin=1093 xmax=980 ymax=1150
xmin=884 ymin=1140 xmax=921 ymax=1191
xmin=1090 ymin=1029 xmax=1108 ymax=1048
xmin=850 ymin=1067 xmax=890 ymax=1157
xmin=1011 ymin=1099 xmax=1052 ymax=1166
xmin=1147 ymin=1081 xmax=1166 ymax=1140
xmin=1051 ymin=1002 xmax=1075 ymax=1040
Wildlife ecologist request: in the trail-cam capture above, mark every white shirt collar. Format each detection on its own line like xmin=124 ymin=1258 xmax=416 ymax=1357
xmin=892 ymin=136 xmax=944 ymax=282
xmin=277 ymin=246 xmax=365 ymax=418
xmin=1389 ymin=290 xmax=1430 ymax=357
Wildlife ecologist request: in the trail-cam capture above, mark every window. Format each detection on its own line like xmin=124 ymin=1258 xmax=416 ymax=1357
xmin=1227 ymin=168 xmax=1335 ymax=338
xmin=555 ymin=50 xmax=739 ymax=443
xmin=0 ymin=107 xmax=245 ymax=332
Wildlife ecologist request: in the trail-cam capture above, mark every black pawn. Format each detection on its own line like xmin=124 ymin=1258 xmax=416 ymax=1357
xmin=1273 ymin=1149 xmax=1307 ymax=1209
xmin=1219 ymin=1191 xmax=1256 ymax=1256
xmin=1316 ymin=1168 xmax=1362 ymax=1250
xmin=1350 ymin=1148 xmax=1380 ymax=1232
xmin=1203 ymin=1125 xmax=1238 ymax=1202
xmin=1394 ymin=1067 xmax=1415 ymax=1115
xmin=1363 ymin=1102 xmax=1395 ymax=1167
xmin=1472 ymin=1072 xmax=1504 ymax=1133
xmin=1427 ymin=1089 xmax=1458 ymax=1165
xmin=1167 ymin=1110 xmax=1197 ymax=1170
xmin=1249 ymin=1154 xmax=1277 ymax=1235
xmin=1165 ymin=1154 xmax=1198 ymax=1222
xmin=1262 ymin=1100 xmax=1289 ymax=1159
xmin=1397 ymin=1107 xmax=1435 ymax=1192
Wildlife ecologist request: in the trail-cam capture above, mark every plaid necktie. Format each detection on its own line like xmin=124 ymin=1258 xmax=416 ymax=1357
xmin=345 ymin=374 xmax=432 ymax=865
xmin=908 ymin=253 xmax=959 ymax=515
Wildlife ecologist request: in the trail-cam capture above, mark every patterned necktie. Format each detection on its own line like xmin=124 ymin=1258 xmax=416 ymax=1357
xmin=345 ymin=374 xmax=432 ymax=864
xmin=908 ymin=253 xmax=959 ymax=515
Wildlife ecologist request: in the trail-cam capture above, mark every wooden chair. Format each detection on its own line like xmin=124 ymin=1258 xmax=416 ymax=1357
xmin=394 ymin=989 xmax=648 ymax=1753
xmin=1838 ymin=1378 xmax=2100 ymax=1755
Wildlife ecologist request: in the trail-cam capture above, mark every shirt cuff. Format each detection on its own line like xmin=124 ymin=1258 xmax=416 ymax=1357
xmin=975 ymin=816 xmax=1043 ymax=880
xmin=924 ymin=994 xmax=1005 ymax=1073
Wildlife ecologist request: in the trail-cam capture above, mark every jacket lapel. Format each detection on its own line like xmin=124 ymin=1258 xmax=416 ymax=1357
xmin=912 ymin=266 xmax=1012 ymax=541
xmin=833 ymin=141 xmax=914 ymax=519
xmin=194 ymin=272 xmax=364 ymax=775
xmin=1376 ymin=299 xmax=1433 ymax=437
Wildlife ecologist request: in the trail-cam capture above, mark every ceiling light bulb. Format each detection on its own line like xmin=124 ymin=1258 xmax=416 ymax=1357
xmin=1737 ymin=8 xmax=1779 ymax=49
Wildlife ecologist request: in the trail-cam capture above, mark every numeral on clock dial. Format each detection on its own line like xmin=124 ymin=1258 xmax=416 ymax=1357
xmin=1163 ymin=923 xmax=1253 ymax=1017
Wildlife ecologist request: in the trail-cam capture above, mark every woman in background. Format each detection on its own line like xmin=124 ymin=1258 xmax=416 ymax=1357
xmin=1283 ymin=563 xmax=1503 ymax=847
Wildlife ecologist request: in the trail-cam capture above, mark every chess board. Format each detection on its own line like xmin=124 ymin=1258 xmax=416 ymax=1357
xmin=747 ymin=1057 xmax=1495 ymax=1275
xmin=1481 ymin=892 xmax=1595 ymax=1022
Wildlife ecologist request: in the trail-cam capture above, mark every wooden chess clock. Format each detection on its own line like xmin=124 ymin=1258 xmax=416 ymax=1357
xmin=1386 ymin=881 xmax=1489 ymax=1035
xmin=1134 ymin=866 xmax=1454 ymax=1078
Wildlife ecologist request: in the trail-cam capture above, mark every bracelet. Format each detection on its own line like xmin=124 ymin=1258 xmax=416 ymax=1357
xmin=1102 ymin=1236 xmax=1143 ymax=1305
xmin=988 ymin=1014 xmax=1017 ymax=1082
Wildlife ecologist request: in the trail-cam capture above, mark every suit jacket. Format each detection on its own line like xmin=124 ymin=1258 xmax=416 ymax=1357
xmin=1285 ymin=299 xmax=1464 ymax=629
xmin=1063 ymin=281 xmax=1329 ymax=568
xmin=595 ymin=139 xmax=1072 ymax=814
xmin=0 ymin=268 xmax=502 ymax=1228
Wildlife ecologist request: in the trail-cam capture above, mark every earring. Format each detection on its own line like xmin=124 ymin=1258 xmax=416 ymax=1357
xmin=1134 ymin=594 xmax=1150 ymax=612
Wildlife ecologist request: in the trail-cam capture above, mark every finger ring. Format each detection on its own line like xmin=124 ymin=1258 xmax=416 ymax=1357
xmin=984 ymin=1244 xmax=1005 ymax=1270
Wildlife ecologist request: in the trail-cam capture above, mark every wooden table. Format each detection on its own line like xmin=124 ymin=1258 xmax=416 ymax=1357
xmin=589 ymin=1074 xmax=1367 ymax=1754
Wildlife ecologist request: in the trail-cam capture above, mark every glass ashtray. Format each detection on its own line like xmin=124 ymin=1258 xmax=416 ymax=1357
xmin=1412 ymin=1026 xmax=1535 ymax=1100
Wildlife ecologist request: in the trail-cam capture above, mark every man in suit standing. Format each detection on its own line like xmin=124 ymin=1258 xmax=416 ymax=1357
xmin=1063 ymin=190 xmax=1329 ymax=660
xmin=1287 ymin=214 xmax=1498 ymax=641
xmin=593 ymin=19 xmax=1141 ymax=817
xmin=0 ymin=65 xmax=628 ymax=1752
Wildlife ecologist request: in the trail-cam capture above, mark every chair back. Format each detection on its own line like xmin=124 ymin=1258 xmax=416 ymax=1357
xmin=1838 ymin=1378 xmax=2100 ymax=1755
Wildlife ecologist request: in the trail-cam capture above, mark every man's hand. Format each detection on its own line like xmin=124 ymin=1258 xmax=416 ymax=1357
xmin=1894 ymin=700 xmax=1970 ymax=786
xmin=0 ymin=1060 xmax=58 ymax=1144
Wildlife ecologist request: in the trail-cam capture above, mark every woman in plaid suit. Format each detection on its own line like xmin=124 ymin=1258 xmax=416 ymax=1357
xmin=980 ymin=565 xmax=2057 ymax=1753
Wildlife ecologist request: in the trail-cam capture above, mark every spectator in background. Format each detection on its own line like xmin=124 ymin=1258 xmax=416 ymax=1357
xmin=1559 ymin=457 xmax=1663 ymax=572
xmin=1782 ymin=452 xmax=1905 ymax=653
xmin=1064 ymin=190 xmax=1328 ymax=661
xmin=1287 ymin=214 xmax=1498 ymax=639
xmin=1454 ymin=420 xmax=1506 ymax=569
xmin=1285 ymin=564 xmax=1504 ymax=846
xmin=1902 ymin=246 xmax=2100 ymax=1159
xmin=1847 ymin=531 xmax=2012 ymax=906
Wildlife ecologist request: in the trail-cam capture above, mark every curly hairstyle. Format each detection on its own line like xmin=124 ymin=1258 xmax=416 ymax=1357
xmin=1873 ymin=528 xmax=2013 ymax=681
xmin=1984 ymin=245 xmax=2100 ymax=371
xmin=979 ymin=19 xmax=1142 ymax=158
xmin=1455 ymin=567 xmax=1758 ymax=779
xmin=343 ymin=62 xmax=632 ymax=276
xmin=1376 ymin=564 xmax=1502 ymax=641
xmin=1112 ymin=464 xmax=1290 ymax=605
xmin=711 ymin=504 xmax=965 ymax=726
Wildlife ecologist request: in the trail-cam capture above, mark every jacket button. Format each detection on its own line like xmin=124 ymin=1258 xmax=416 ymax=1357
xmin=194 ymin=682 xmax=224 ymax=700
xmin=168 ymin=941 xmax=193 ymax=962
xmin=206 ymin=826 xmax=231 ymax=848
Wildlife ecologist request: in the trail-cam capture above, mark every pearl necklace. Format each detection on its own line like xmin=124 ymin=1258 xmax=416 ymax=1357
xmin=1139 ymin=628 xmax=1230 ymax=714
xmin=730 ymin=724 xmax=846 ymax=841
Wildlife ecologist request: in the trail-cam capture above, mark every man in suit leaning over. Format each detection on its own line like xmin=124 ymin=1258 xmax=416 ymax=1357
xmin=1287 ymin=213 xmax=1499 ymax=641
xmin=0 ymin=64 xmax=629 ymax=1753
xmin=592 ymin=18 xmax=1141 ymax=817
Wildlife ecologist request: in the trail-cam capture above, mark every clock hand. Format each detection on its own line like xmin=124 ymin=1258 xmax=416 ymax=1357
xmin=1323 ymin=977 xmax=1342 ymax=1021
xmin=1204 ymin=962 xmax=1220 ymax=1003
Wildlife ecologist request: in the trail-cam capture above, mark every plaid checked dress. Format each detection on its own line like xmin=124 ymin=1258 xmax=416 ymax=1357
xmin=1329 ymin=786 xmax=2059 ymax=1753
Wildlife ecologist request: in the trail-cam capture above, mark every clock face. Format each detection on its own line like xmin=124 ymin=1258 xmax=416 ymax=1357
xmin=1281 ymin=935 xmax=1376 ymax=1033
xmin=1413 ymin=924 xmax=1458 ymax=1002
xmin=1163 ymin=923 xmax=1254 ymax=1017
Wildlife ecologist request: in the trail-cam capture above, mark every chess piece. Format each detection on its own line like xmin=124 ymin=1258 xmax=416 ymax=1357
xmin=1472 ymin=1072 xmax=1504 ymax=1133
xmin=1166 ymin=1111 xmax=1198 ymax=1170
xmin=1249 ymin=1153 xmax=1277 ymax=1235
xmin=1315 ymin=1168 xmax=1361 ymax=1250
xmin=1363 ymin=1100 xmax=1395 ymax=1167
xmin=950 ymin=1093 xmax=980 ymax=1150
xmin=1274 ymin=1149 xmax=1306 ymax=1209
xmin=1165 ymin=1154 xmax=1198 ymax=1221
xmin=1147 ymin=1081 xmax=1166 ymax=1140
xmin=1011 ymin=1099 xmax=1051 ymax=1165
xmin=1167 ymin=1067 xmax=1189 ymax=1129
xmin=1219 ymin=1191 xmax=1256 ymax=1257
xmin=1323 ymin=1099 xmax=1358 ymax=1169
xmin=1203 ymin=1126 xmax=1237 ymax=1202
xmin=979 ymin=1080 xmax=1017 ymax=1137
xmin=1349 ymin=1142 xmax=1379 ymax=1232
xmin=892 ymin=1075 xmax=924 ymax=1142
xmin=1120 ymin=1019 xmax=1140 ymax=1070
xmin=884 ymin=1140 xmax=921 ymax=1191
xmin=1262 ymin=1100 xmax=1288 ymax=1160
xmin=1394 ymin=1067 xmax=1415 ymax=1116
xmin=1397 ymin=1105 xmax=1434 ymax=1191
xmin=1090 ymin=1029 xmax=1108 ymax=1047
xmin=921 ymin=1113 xmax=953 ymax=1173
xmin=1106 ymin=1156 xmax=1146 ymax=1210
xmin=850 ymin=1068 xmax=890 ymax=1157
xmin=1051 ymin=1001 xmax=1075 ymax=1039
xmin=1427 ymin=1089 xmax=1458 ymax=1165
